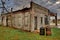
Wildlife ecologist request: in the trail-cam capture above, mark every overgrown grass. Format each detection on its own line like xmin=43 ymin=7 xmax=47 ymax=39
xmin=0 ymin=26 xmax=60 ymax=40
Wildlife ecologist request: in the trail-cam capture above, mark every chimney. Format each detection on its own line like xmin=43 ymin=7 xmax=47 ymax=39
xmin=11 ymin=8 xmax=13 ymax=12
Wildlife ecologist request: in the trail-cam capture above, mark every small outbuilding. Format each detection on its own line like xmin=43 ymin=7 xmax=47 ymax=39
xmin=1 ymin=2 xmax=53 ymax=32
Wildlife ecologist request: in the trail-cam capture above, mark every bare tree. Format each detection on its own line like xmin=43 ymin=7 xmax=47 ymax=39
xmin=0 ymin=0 xmax=9 ymax=14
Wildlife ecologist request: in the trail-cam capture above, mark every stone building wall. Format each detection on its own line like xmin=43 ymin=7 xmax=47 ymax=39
xmin=30 ymin=2 xmax=49 ymax=32
xmin=8 ymin=10 xmax=31 ymax=31
xmin=1 ymin=2 xmax=49 ymax=32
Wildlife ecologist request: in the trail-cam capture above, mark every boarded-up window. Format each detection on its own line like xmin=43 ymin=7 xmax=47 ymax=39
xmin=14 ymin=14 xmax=19 ymax=27
xmin=12 ymin=15 xmax=15 ymax=26
xmin=45 ymin=16 xmax=48 ymax=25
xmin=14 ymin=13 xmax=23 ymax=27
xmin=25 ymin=12 xmax=30 ymax=26
xmin=41 ymin=17 xmax=43 ymax=24
xmin=18 ymin=14 xmax=23 ymax=26
xmin=34 ymin=16 xmax=37 ymax=30
xmin=8 ymin=15 xmax=12 ymax=26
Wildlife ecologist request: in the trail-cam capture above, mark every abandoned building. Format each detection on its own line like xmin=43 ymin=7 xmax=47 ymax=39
xmin=0 ymin=2 xmax=57 ymax=32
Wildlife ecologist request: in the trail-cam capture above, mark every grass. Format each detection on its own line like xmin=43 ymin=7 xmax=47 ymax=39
xmin=0 ymin=26 xmax=60 ymax=40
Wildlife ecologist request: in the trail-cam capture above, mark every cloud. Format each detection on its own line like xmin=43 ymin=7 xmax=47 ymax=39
xmin=33 ymin=0 xmax=60 ymax=17
xmin=0 ymin=0 xmax=60 ymax=17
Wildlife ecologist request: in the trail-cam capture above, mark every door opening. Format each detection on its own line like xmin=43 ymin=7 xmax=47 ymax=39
xmin=34 ymin=16 xmax=37 ymax=30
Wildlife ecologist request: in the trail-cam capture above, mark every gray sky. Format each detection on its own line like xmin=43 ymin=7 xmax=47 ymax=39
xmin=0 ymin=0 xmax=60 ymax=18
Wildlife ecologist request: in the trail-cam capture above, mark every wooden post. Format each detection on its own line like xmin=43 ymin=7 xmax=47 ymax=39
xmin=48 ymin=10 xmax=50 ymax=27
xmin=55 ymin=13 xmax=57 ymax=26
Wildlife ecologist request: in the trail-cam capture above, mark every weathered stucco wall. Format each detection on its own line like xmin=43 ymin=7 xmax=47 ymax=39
xmin=7 ymin=10 xmax=31 ymax=31
xmin=30 ymin=2 xmax=49 ymax=32
xmin=1 ymin=2 xmax=49 ymax=32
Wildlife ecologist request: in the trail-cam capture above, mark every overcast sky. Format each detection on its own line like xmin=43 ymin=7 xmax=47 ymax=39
xmin=0 ymin=0 xmax=60 ymax=18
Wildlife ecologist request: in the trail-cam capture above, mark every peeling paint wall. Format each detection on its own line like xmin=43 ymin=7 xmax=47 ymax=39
xmin=30 ymin=2 xmax=49 ymax=32
xmin=1 ymin=2 xmax=49 ymax=32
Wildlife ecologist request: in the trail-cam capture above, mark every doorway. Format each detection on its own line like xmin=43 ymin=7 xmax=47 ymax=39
xmin=34 ymin=16 xmax=37 ymax=30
